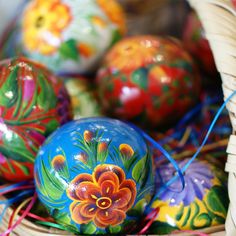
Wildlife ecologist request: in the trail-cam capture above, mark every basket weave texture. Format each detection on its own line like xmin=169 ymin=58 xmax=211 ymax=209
xmin=0 ymin=201 xmax=226 ymax=236
xmin=187 ymin=0 xmax=236 ymax=235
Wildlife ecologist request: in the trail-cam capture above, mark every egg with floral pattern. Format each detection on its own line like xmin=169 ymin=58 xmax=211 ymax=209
xmin=148 ymin=158 xmax=229 ymax=234
xmin=182 ymin=11 xmax=217 ymax=76
xmin=96 ymin=35 xmax=200 ymax=128
xmin=34 ymin=117 xmax=155 ymax=234
xmin=4 ymin=0 xmax=126 ymax=75
xmin=0 ymin=57 xmax=72 ymax=182
xmin=232 ymin=0 xmax=236 ymax=8
xmin=64 ymin=77 xmax=102 ymax=119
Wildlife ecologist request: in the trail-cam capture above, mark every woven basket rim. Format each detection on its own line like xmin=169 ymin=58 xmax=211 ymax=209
xmin=0 ymin=195 xmax=226 ymax=235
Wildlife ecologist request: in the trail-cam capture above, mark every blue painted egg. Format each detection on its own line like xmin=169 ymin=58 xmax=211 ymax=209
xmin=34 ymin=117 xmax=154 ymax=234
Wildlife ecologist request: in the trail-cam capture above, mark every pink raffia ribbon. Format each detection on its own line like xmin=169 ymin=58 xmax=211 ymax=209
xmin=138 ymin=207 xmax=160 ymax=234
xmin=19 ymin=211 xmax=54 ymax=223
xmin=0 ymin=192 xmax=37 ymax=236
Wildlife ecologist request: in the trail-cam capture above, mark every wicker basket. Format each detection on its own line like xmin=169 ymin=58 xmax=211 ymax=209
xmin=0 ymin=204 xmax=71 ymax=236
xmin=0 ymin=0 xmax=235 ymax=235
xmin=0 ymin=195 xmax=226 ymax=236
xmin=187 ymin=1 xmax=236 ymax=235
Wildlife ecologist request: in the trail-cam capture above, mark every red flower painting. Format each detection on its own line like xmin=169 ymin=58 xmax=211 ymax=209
xmin=67 ymin=164 xmax=136 ymax=228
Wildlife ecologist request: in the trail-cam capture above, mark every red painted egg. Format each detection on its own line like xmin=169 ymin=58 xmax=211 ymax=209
xmin=182 ymin=11 xmax=217 ymax=76
xmin=0 ymin=57 xmax=72 ymax=182
xmin=232 ymin=0 xmax=236 ymax=8
xmin=96 ymin=35 xmax=201 ymax=128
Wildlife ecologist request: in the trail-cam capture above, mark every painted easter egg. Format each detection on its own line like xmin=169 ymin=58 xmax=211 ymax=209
xmin=35 ymin=117 xmax=154 ymax=234
xmin=148 ymin=158 xmax=228 ymax=234
xmin=64 ymin=77 xmax=102 ymax=119
xmin=96 ymin=35 xmax=200 ymax=128
xmin=232 ymin=0 xmax=236 ymax=8
xmin=0 ymin=57 xmax=72 ymax=182
xmin=182 ymin=11 xmax=217 ymax=76
xmin=6 ymin=0 xmax=126 ymax=74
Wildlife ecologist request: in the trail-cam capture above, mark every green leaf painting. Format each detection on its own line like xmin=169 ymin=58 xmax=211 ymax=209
xmin=147 ymin=221 xmax=179 ymax=235
xmin=0 ymin=66 xmax=19 ymax=107
xmin=45 ymin=119 xmax=60 ymax=136
xmin=206 ymin=186 xmax=228 ymax=217
xmin=110 ymin=30 xmax=122 ymax=46
xmin=131 ymin=68 xmax=148 ymax=90
xmin=171 ymin=60 xmax=193 ymax=73
xmin=37 ymin=73 xmax=57 ymax=110
xmin=59 ymin=39 xmax=79 ymax=61
xmin=36 ymin=159 xmax=66 ymax=208
xmin=132 ymin=153 xmax=150 ymax=187
xmin=108 ymin=225 xmax=122 ymax=234
xmin=53 ymin=211 xmax=78 ymax=233
xmin=189 ymin=202 xmax=211 ymax=230
xmin=192 ymin=213 xmax=212 ymax=229
xmin=73 ymin=129 xmax=111 ymax=169
xmin=1 ymin=132 xmax=34 ymax=163
xmin=80 ymin=222 xmax=97 ymax=234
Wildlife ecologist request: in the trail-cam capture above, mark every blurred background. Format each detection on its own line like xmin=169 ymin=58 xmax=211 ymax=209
xmin=0 ymin=0 xmax=190 ymax=40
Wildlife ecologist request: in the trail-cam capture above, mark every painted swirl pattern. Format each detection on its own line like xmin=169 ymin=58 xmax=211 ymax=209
xmin=0 ymin=57 xmax=71 ymax=181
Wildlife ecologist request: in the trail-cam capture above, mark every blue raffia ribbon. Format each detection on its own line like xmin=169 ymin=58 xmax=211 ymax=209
xmin=158 ymin=95 xmax=222 ymax=146
xmin=175 ymin=95 xmax=221 ymax=129
xmin=129 ymin=90 xmax=236 ymax=197
xmin=180 ymin=91 xmax=235 ymax=172
xmin=0 ymin=91 xmax=235 ymax=234
xmin=0 ymin=181 xmax=34 ymax=224
xmin=128 ymin=122 xmax=186 ymax=193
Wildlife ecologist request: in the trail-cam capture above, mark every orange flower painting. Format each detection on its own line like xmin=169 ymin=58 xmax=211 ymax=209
xmin=67 ymin=164 xmax=136 ymax=228
xmin=83 ymin=130 xmax=94 ymax=143
xmin=96 ymin=0 xmax=126 ymax=34
xmin=119 ymin=144 xmax=134 ymax=158
xmin=105 ymin=36 xmax=159 ymax=72
xmin=22 ymin=0 xmax=71 ymax=55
